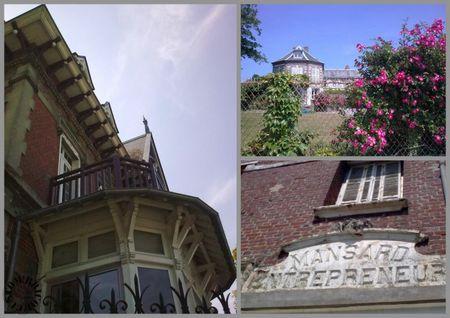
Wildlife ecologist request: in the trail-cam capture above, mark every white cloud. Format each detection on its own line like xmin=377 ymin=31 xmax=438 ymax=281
xmin=206 ymin=176 xmax=236 ymax=211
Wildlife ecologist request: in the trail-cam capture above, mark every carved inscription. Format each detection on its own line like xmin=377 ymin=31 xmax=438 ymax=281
xmin=244 ymin=240 xmax=445 ymax=292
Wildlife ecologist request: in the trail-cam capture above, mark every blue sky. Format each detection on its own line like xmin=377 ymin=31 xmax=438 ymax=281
xmin=242 ymin=4 xmax=446 ymax=81
xmin=5 ymin=4 xmax=237 ymax=289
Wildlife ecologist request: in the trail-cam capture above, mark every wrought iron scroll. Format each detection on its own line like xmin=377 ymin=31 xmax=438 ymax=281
xmin=5 ymin=272 xmax=233 ymax=314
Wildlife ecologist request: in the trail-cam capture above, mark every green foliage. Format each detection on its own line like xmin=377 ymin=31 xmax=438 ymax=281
xmin=244 ymin=72 xmax=314 ymax=156
xmin=241 ymin=4 xmax=267 ymax=64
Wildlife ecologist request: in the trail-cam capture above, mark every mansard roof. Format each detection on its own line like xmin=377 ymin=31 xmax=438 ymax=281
xmin=272 ymin=45 xmax=324 ymax=66
xmin=324 ymin=69 xmax=360 ymax=79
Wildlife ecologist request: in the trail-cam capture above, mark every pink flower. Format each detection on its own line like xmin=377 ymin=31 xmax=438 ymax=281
xmin=365 ymin=100 xmax=373 ymax=109
xmin=354 ymin=78 xmax=364 ymax=87
xmin=434 ymin=135 xmax=443 ymax=145
xmin=395 ymin=71 xmax=406 ymax=82
xmin=356 ymin=43 xmax=365 ymax=52
xmin=412 ymin=108 xmax=420 ymax=114
xmin=408 ymin=121 xmax=417 ymax=129
xmin=347 ymin=119 xmax=356 ymax=129
xmin=377 ymin=109 xmax=384 ymax=116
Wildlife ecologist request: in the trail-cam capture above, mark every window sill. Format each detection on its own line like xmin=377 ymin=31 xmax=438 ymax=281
xmin=314 ymin=198 xmax=408 ymax=219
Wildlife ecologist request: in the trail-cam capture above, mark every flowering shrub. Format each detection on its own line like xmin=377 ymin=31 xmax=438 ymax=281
xmin=313 ymin=91 xmax=347 ymax=112
xmin=336 ymin=19 xmax=446 ymax=155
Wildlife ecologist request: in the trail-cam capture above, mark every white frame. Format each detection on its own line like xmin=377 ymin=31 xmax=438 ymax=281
xmin=57 ymin=134 xmax=81 ymax=203
xmin=133 ymin=226 xmax=169 ymax=258
xmin=336 ymin=162 xmax=402 ymax=205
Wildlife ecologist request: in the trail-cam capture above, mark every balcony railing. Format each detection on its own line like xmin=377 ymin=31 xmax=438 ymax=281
xmin=49 ymin=156 xmax=159 ymax=205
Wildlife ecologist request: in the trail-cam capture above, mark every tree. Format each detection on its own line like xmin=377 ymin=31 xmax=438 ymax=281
xmin=336 ymin=19 xmax=445 ymax=155
xmin=241 ymin=4 xmax=267 ymax=64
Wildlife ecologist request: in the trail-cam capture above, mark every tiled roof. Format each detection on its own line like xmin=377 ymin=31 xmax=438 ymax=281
xmin=273 ymin=45 xmax=323 ymax=64
xmin=324 ymin=69 xmax=360 ymax=79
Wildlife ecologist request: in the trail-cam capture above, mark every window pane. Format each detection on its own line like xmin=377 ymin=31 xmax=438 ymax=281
xmin=383 ymin=162 xmax=400 ymax=198
xmin=342 ymin=167 xmax=363 ymax=202
xmin=372 ymin=164 xmax=383 ymax=200
xmin=134 ymin=230 xmax=164 ymax=255
xmin=138 ymin=267 xmax=175 ymax=313
xmin=50 ymin=280 xmax=79 ymax=313
xmin=89 ymin=269 xmax=123 ymax=313
xmin=360 ymin=166 xmax=373 ymax=202
xmin=88 ymin=232 xmax=117 ymax=259
xmin=52 ymin=241 xmax=78 ymax=268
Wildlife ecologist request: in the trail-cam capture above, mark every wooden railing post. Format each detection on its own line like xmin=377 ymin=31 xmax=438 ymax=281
xmin=112 ymin=155 xmax=122 ymax=189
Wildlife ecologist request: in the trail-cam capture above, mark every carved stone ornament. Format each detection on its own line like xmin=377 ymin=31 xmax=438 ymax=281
xmin=242 ymin=229 xmax=444 ymax=293
xmin=333 ymin=218 xmax=373 ymax=234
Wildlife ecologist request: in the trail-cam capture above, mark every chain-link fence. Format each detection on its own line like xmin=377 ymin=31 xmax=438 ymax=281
xmin=241 ymin=80 xmax=445 ymax=156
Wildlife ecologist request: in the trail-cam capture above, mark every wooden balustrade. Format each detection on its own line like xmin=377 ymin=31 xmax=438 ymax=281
xmin=49 ymin=156 xmax=158 ymax=205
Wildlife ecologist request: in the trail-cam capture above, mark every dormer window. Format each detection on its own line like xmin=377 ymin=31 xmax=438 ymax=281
xmin=336 ymin=162 xmax=402 ymax=205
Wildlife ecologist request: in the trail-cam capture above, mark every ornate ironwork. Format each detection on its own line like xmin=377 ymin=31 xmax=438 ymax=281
xmin=42 ymin=295 xmax=60 ymax=313
xmin=212 ymin=288 xmax=231 ymax=314
xmin=5 ymin=274 xmax=43 ymax=313
xmin=5 ymin=272 xmax=233 ymax=314
xmin=150 ymin=293 xmax=176 ymax=313
xmin=76 ymin=273 xmax=99 ymax=313
xmin=124 ymin=274 xmax=149 ymax=313
xmin=195 ymin=296 xmax=219 ymax=314
xmin=170 ymin=278 xmax=191 ymax=313
xmin=99 ymin=289 xmax=127 ymax=313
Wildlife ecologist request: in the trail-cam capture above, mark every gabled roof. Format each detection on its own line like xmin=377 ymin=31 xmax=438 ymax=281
xmin=272 ymin=45 xmax=323 ymax=65
xmin=324 ymin=69 xmax=360 ymax=79
xmin=123 ymin=130 xmax=169 ymax=191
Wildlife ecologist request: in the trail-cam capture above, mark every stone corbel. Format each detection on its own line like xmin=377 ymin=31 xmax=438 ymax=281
xmin=108 ymin=200 xmax=131 ymax=262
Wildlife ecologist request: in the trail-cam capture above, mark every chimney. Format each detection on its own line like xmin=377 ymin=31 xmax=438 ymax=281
xmin=304 ymin=46 xmax=309 ymax=52
xmin=345 ymin=65 xmax=350 ymax=69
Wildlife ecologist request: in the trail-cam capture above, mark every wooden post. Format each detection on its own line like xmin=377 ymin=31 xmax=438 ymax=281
xmin=112 ymin=155 xmax=122 ymax=188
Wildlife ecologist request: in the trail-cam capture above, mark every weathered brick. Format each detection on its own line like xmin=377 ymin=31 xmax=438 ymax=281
xmin=241 ymin=161 xmax=445 ymax=267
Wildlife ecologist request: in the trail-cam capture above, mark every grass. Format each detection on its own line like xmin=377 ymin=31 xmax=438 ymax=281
xmin=241 ymin=110 xmax=344 ymax=154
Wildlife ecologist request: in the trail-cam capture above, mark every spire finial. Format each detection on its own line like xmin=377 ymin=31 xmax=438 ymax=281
xmin=143 ymin=116 xmax=150 ymax=134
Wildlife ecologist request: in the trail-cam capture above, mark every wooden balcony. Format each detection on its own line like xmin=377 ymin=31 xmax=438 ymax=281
xmin=49 ymin=156 xmax=160 ymax=205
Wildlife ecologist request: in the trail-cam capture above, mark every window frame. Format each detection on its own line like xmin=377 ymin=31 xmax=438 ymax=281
xmin=57 ymin=134 xmax=81 ymax=203
xmin=336 ymin=162 xmax=403 ymax=206
xmin=46 ymin=265 xmax=124 ymax=313
xmin=133 ymin=226 xmax=170 ymax=258
xmin=135 ymin=265 xmax=177 ymax=313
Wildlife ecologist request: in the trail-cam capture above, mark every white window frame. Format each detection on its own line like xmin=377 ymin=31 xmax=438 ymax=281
xmin=133 ymin=227 xmax=169 ymax=258
xmin=58 ymin=135 xmax=81 ymax=203
xmin=291 ymin=65 xmax=304 ymax=75
xmin=336 ymin=162 xmax=403 ymax=205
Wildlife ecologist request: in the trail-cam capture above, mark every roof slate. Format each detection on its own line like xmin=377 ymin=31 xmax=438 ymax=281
xmin=273 ymin=45 xmax=323 ymax=64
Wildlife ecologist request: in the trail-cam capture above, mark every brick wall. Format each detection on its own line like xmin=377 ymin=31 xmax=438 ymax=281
xmin=241 ymin=161 xmax=445 ymax=267
xmin=5 ymin=215 xmax=38 ymax=279
xmin=20 ymin=95 xmax=59 ymax=203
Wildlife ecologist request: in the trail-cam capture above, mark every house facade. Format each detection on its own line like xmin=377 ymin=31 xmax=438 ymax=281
xmin=4 ymin=5 xmax=235 ymax=314
xmin=241 ymin=160 xmax=446 ymax=313
xmin=272 ymin=45 xmax=360 ymax=106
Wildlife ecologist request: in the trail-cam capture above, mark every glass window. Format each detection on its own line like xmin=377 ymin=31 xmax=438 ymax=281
xmin=50 ymin=279 xmax=79 ymax=313
xmin=52 ymin=241 xmax=78 ymax=268
xmin=89 ymin=269 xmax=123 ymax=313
xmin=337 ymin=162 xmax=401 ymax=205
xmin=137 ymin=267 xmax=175 ymax=313
xmin=48 ymin=269 xmax=123 ymax=313
xmin=134 ymin=230 xmax=164 ymax=255
xmin=88 ymin=231 xmax=117 ymax=259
